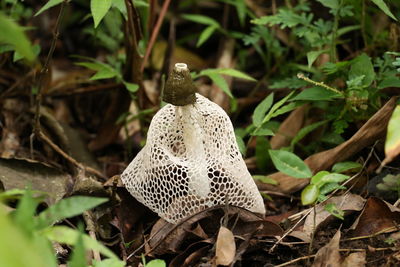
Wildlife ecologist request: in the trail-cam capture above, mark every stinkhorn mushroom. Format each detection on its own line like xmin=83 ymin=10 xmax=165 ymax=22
xmin=121 ymin=63 xmax=265 ymax=223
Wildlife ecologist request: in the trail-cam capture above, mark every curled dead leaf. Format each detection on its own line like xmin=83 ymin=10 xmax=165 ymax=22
xmin=215 ymin=226 xmax=236 ymax=266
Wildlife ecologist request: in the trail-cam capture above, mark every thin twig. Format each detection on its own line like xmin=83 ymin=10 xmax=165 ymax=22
xmin=140 ymin=0 xmax=172 ymax=72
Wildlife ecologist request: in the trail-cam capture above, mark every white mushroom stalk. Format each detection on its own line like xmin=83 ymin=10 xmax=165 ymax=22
xmin=121 ymin=63 xmax=265 ymax=223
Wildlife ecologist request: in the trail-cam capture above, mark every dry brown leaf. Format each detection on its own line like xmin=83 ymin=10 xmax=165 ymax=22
xmin=341 ymin=252 xmax=366 ymax=267
xmin=312 ymin=229 xmax=341 ymax=267
xmin=303 ymin=193 xmax=365 ymax=237
xmin=351 ymin=197 xmax=400 ymax=237
xmin=270 ymin=104 xmax=307 ymax=149
xmin=215 ymin=226 xmax=236 ymax=266
xmin=259 ymin=97 xmax=398 ymax=193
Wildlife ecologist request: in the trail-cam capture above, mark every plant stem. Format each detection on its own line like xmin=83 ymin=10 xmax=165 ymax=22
xmin=297 ymin=73 xmax=344 ymax=96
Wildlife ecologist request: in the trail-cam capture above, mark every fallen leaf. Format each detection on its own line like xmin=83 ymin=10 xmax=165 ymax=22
xmin=270 ymin=104 xmax=307 ymax=149
xmin=215 ymin=226 xmax=236 ymax=266
xmin=312 ymin=229 xmax=341 ymax=267
xmin=351 ymin=197 xmax=400 ymax=237
xmin=0 ymin=158 xmax=72 ymax=205
xmin=341 ymin=252 xmax=366 ymax=267
xmin=259 ymin=97 xmax=398 ymax=193
xmin=303 ymin=193 xmax=365 ymax=237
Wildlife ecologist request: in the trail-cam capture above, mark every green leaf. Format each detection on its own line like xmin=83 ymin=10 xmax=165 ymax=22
xmin=42 ymin=226 xmax=118 ymax=259
xmin=378 ymin=77 xmax=400 ymax=89
xmin=268 ymin=150 xmax=312 ymax=178
xmin=371 ymin=0 xmax=397 ymax=21
xmin=13 ymin=188 xmax=40 ymax=235
xmin=310 ymin=171 xmax=331 ymax=186
xmin=146 ymin=259 xmax=166 ymax=267
xmin=261 ymin=91 xmax=295 ymax=125
xmin=253 ymin=175 xmax=278 ymax=185
xmin=331 ymin=161 xmax=362 ymax=173
xmin=235 ymin=133 xmax=246 ymax=155
xmin=349 ymin=53 xmax=375 ymax=88
xmin=76 ymin=61 xmax=119 ymax=80
xmin=319 ymin=182 xmax=345 ymax=195
xmin=0 ymin=13 xmax=36 ymax=63
xmin=68 ymin=226 xmax=86 ymax=267
xmin=207 ymin=73 xmax=233 ymax=98
xmin=197 ymin=25 xmax=217 ymax=47
xmin=91 ymin=0 xmax=113 ymax=28
xmin=181 ymin=14 xmax=220 ymax=27
xmin=256 ymin=137 xmax=270 ymax=172
xmin=215 ymin=68 xmax=256 ymax=81
xmin=251 ymin=127 xmax=275 ymax=136
xmin=123 ymin=81 xmax=139 ymax=93
xmin=252 ymin=93 xmax=274 ymax=127
xmin=0 ymin=208 xmax=48 ymax=267
xmin=291 ymin=86 xmax=342 ymax=101
xmin=301 ymin=184 xmax=319 ymax=205
xmin=291 ymin=120 xmax=328 ymax=148
xmin=14 ymin=43 xmax=40 ymax=62
xmin=90 ymin=68 xmax=117 ymax=80
xmin=307 ymin=50 xmax=328 ymax=68
xmin=324 ymin=203 xmax=344 ymax=220
xmin=37 ymin=196 xmax=107 ymax=229
xmin=35 ymin=0 xmax=63 ymax=16
xmin=318 ymin=173 xmax=350 ymax=186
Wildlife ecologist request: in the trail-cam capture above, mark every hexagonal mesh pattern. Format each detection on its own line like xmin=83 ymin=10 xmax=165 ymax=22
xmin=121 ymin=94 xmax=265 ymax=223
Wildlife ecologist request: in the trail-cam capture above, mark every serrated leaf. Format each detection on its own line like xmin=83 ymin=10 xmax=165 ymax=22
xmin=371 ymin=0 xmax=397 ymax=21
xmin=35 ymin=0 xmax=63 ymax=16
xmin=0 ymin=13 xmax=36 ymax=63
xmin=253 ymin=175 xmax=278 ymax=185
xmin=91 ymin=0 xmax=113 ymax=28
xmin=268 ymin=150 xmax=312 ymax=178
xmin=301 ymin=184 xmax=319 ymax=205
xmin=207 ymin=73 xmax=233 ymax=98
xmin=197 ymin=25 xmax=217 ymax=47
xmin=42 ymin=226 xmax=118 ymax=259
xmin=37 ymin=196 xmax=108 ymax=229
xmin=252 ymin=93 xmax=274 ymax=127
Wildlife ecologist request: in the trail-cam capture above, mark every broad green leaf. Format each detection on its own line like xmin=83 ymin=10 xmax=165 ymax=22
xmin=207 ymin=73 xmax=233 ymax=98
xmin=123 ymin=81 xmax=139 ymax=93
xmin=349 ymin=53 xmax=375 ymax=87
xmin=146 ymin=259 xmax=166 ymax=267
xmin=252 ymin=93 xmax=274 ymax=127
xmin=384 ymin=105 xmax=400 ymax=162
xmin=310 ymin=171 xmax=331 ymax=186
xmin=0 ymin=13 xmax=36 ymax=62
xmin=301 ymin=184 xmax=319 ymax=205
xmin=68 ymin=226 xmax=86 ymax=267
xmin=261 ymin=91 xmax=295 ymax=125
xmin=90 ymin=68 xmax=118 ymax=80
xmin=13 ymin=188 xmax=40 ymax=235
xmin=319 ymin=173 xmax=349 ymax=185
xmin=197 ymin=25 xmax=217 ymax=47
xmin=13 ymin=44 xmax=40 ymax=62
xmin=319 ymin=182 xmax=345 ymax=195
xmin=331 ymin=161 xmax=362 ymax=173
xmin=0 ymin=207 xmax=47 ymax=267
xmin=307 ymin=50 xmax=327 ymax=68
xmin=92 ymin=259 xmax=126 ymax=267
xmin=291 ymin=86 xmax=342 ymax=101
xmin=324 ymin=203 xmax=344 ymax=220
xmin=378 ymin=77 xmax=400 ymax=89
xmin=181 ymin=14 xmax=220 ymax=27
xmin=37 ymin=196 xmax=107 ymax=229
xmin=42 ymin=226 xmax=118 ymax=259
xmin=291 ymin=120 xmax=328 ymax=148
xmin=253 ymin=175 xmax=278 ymax=185
xmin=371 ymin=0 xmax=397 ymax=21
xmin=268 ymin=150 xmax=312 ymax=178
xmin=91 ymin=0 xmax=113 ymax=28
xmin=35 ymin=0 xmax=63 ymax=16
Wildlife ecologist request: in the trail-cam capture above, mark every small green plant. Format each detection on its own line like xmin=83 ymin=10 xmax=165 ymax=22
xmin=0 ymin=189 xmax=123 ymax=267
xmin=376 ymin=174 xmax=400 ymax=198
